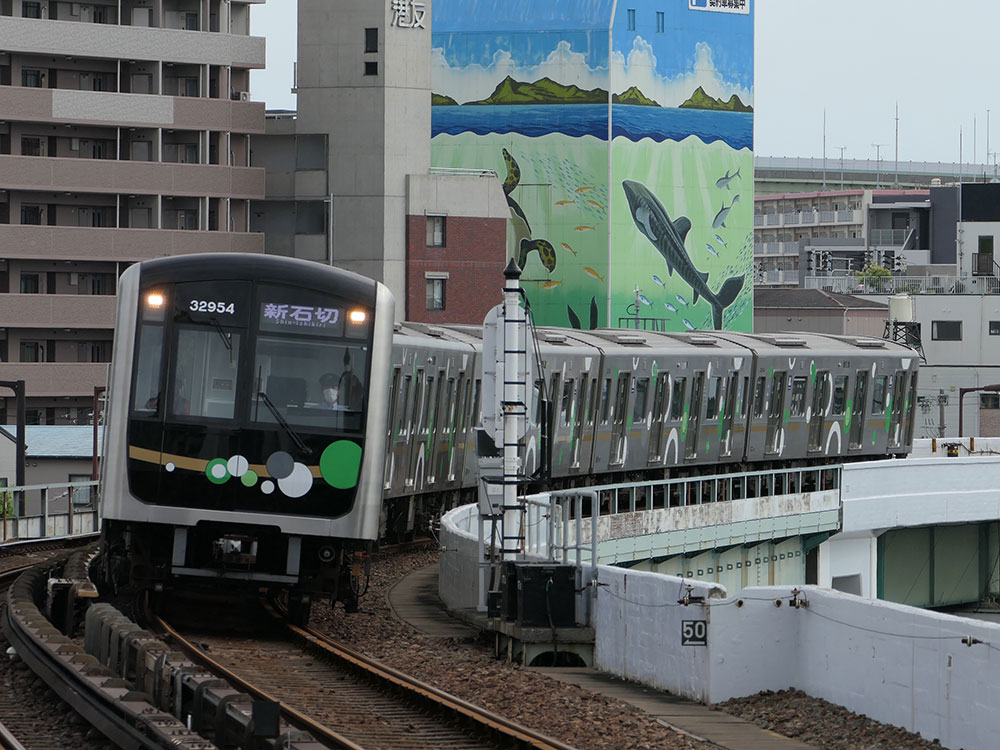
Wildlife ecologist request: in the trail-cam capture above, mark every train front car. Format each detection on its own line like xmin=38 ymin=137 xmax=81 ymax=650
xmin=100 ymin=254 xmax=394 ymax=619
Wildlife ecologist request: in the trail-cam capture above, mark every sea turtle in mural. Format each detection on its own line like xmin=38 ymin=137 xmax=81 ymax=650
xmin=501 ymin=148 xmax=557 ymax=272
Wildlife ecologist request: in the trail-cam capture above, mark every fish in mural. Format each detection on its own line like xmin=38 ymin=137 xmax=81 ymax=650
xmin=706 ymin=243 xmax=719 ymax=257
xmin=586 ymin=199 xmax=605 ymax=210
xmin=583 ymin=266 xmax=605 ymax=282
xmin=714 ymin=234 xmax=728 ymax=247
xmin=652 ymin=275 xmax=665 ymax=287
xmin=575 ymin=186 xmax=596 ymax=193
xmin=560 ymin=242 xmax=577 ymax=256
xmin=622 ymin=180 xmax=745 ymax=330
xmin=541 ymin=280 xmax=563 ymax=290
xmin=555 ymin=200 xmax=575 ymax=206
xmin=502 ymin=148 xmax=557 ymax=272
xmin=664 ymin=301 xmax=677 ymax=313
xmin=712 ymin=194 xmax=741 ymax=230
xmin=574 ymin=225 xmax=596 ymax=232
xmin=638 ymin=294 xmax=652 ymax=307
xmin=715 ymin=167 xmax=741 ymax=191
xmin=676 ymin=294 xmax=688 ymax=307
xmin=682 ymin=319 xmax=696 ymax=331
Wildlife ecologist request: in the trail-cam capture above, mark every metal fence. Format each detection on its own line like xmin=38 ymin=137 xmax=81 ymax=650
xmin=0 ymin=480 xmax=100 ymax=542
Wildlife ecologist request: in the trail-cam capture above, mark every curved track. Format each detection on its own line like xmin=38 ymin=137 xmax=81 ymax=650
xmin=156 ymin=594 xmax=577 ymax=750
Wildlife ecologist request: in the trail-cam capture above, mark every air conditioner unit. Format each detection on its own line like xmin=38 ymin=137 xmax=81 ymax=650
xmin=238 ymin=91 xmax=250 ymax=102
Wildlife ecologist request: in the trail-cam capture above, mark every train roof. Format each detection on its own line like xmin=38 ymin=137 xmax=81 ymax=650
xmin=713 ymin=331 xmax=917 ymax=357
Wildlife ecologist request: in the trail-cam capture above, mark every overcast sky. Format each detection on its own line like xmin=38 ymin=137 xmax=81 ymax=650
xmin=250 ymin=1 xmax=1000 ymax=166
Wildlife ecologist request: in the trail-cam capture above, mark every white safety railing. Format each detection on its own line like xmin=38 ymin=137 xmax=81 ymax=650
xmin=0 ymin=480 xmax=100 ymax=542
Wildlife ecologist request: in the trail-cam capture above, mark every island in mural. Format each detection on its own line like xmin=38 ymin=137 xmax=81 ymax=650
xmin=431 ymin=0 xmax=754 ymax=331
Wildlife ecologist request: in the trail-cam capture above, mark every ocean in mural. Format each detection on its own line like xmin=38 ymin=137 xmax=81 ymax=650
xmin=432 ymin=0 xmax=754 ymax=331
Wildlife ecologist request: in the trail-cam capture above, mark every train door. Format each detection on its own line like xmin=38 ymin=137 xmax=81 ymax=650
xmin=394 ymin=372 xmax=413 ymax=489
xmin=384 ymin=367 xmax=401 ymax=488
xmin=848 ymin=371 xmax=868 ymax=450
xmin=808 ymin=372 xmax=829 ymax=452
xmin=765 ymin=371 xmax=786 ymax=454
xmin=888 ymin=370 xmax=907 ymax=449
xmin=610 ymin=373 xmax=630 ymax=466
xmin=685 ymin=372 xmax=704 ymax=459
xmin=719 ymin=374 xmax=737 ymax=457
xmin=648 ymin=372 xmax=669 ymax=462
xmin=425 ymin=373 xmax=442 ymax=483
xmin=407 ymin=371 xmax=426 ymax=485
xmin=571 ymin=375 xmax=589 ymax=469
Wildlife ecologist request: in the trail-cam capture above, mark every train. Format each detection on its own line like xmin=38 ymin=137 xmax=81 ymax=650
xmin=98 ymin=253 xmax=920 ymax=622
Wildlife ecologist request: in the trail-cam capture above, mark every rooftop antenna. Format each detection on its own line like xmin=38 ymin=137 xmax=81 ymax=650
xmin=872 ymin=143 xmax=887 ymax=189
xmin=822 ymin=109 xmax=827 ymax=190
xmin=838 ymin=146 xmax=847 ymax=190
xmin=893 ymin=102 xmax=900 ymax=187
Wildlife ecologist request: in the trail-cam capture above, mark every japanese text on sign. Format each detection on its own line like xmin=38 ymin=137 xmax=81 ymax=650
xmin=262 ymin=303 xmax=341 ymax=329
xmin=390 ymin=0 xmax=426 ymax=28
xmin=689 ymin=0 xmax=750 ymax=14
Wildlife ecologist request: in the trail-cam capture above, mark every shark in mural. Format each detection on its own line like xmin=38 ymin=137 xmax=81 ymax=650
xmin=501 ymin=148 xmax=557 ymax=272
xmin=622 ymin=180 xmax=744 ymax=330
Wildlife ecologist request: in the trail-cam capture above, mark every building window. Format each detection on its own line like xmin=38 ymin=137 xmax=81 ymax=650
xmin=20 ymin=273 xmax=39 ymax=294
xmin=426 ymin=278 xmax=445 ymax=310
xmin=21 ymin=69 xmax=42 ymax=88
xmin=20 ymin=342 xmax=41 ymax=362
xmin=21 ymin=137 xmax=42 ymax=156
xmin=68 ymin=474 xmax=93 ymax=504
xmin=365 ymin=27 xmax=378 ymax=53
xmin=22 ymin=1 xmax=41 ymax=18
xmin=364 ymin=61 xmax=378 ymax=76
xmin=931 ymin=321 xmax=962 ymax=341
xmin=982 ymin=393 xmax=1000 ymax=410
xmin=656 ymin=11 xmax=664 ymax=32
xmin=991 ymin=321 xmax=1000 ymax=336
xmin=627 ymin=8 xmax=636 ymax=30
xmin=426 ymin=215 xmax=445 ymax=246
xmin=24 ymin=409 xmax=40 ymax=426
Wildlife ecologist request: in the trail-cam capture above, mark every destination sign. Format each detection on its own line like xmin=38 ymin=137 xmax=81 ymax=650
xmin=259 ymin=302 xmax=345 ymax=337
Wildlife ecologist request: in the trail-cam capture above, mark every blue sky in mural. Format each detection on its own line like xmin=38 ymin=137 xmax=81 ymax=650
xmin=432 ymin=0 xmax=615 ymax=33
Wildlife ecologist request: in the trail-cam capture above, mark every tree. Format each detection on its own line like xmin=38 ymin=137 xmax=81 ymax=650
xmin=855 ymin=263 xmax=891 ymax=293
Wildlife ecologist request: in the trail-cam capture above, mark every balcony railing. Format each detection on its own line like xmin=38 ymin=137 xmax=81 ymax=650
xmin=869 ymin=229 xmax=908 ymax=247
xmin=804 ymin=275 xmax=1000 ymax=295
xmin=754 ymin=209 xmax=862 ymax=228
xmin=973 ymin=253 xmax=998 ymax=277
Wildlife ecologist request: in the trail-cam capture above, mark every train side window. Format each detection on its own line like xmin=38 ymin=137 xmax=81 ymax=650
xmin=789 ymin=376 xmax=808 ymax=417
xmin=471 ymin=379 xmax=481 ymax=428
xmin=600 ymin=377 xmax=612 ymax=424
xmin=533 ymin=379 xmax=545 ymax=424
xmin=562 ymin=379 xmax=574 ymax=426
xmin=550 ymin=373 xmax=562 ymax=435
xmin=752 ymin=376 xmax=766 ymax=418
xmin=445 ymin=377 xmax=457 ymax=435
xmin=765 ymin=371 xmax=786 ymax=454
xmin=808 ymin=372 xmax=829 ymax=451
xmin=705 ymin=376 xmax=721 ymax=420
xmin=386 ymin=367 xmax=401 ymax=440
xmin=685 ymin=372 xmax=704 ymax=459
xmin=398 ymin=375 xmax=412 ymax=438
xmin=832 ymin=375 xmax=848 ymax=416
xmin=871 ymin=375 xmax=888 ymax=414
xmin=132 ymin=324 xmax=164 ymax=414
xmin=411 ymin=373 xmax=425 ymax=432
xmin=904 ymin=373 xmax=918 ymax=446
xmin=669 ymin=377 xmax=686 ymax=420
xmin=587 ymin=377 xmax=598 ymax=425
xmin=737 ymin=376 xmax=749 ymax=417
xmin=849 ymin=370 xmax=868 ymax=449
xmin=632 ymin=378 xmax=649 ymax=423
xmin=577 ymin=376 xmax=589 ymax=428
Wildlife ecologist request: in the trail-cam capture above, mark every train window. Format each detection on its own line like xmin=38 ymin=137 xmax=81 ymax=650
xmin=562 ymin=379 xmax=574 ymax=425
xmin=632 ymin=378 xmax=649 ymax=423
xmin=600 ymin=378 xmax=612 ymax=424
xmin=719 ymin=375 xmax=736 ymax=457
xmin=550 ymin=373 xmax=562 ymax=435
xmin=424 ymin=376 xmax=437 ymax=433
xmin=888 ymin=371 xmax=906 ymax=448
xmin=765 ymin=371 xmax=786 ymax=454
xmin=533 ymin=379 xmax=545 ymax=424
xmin=386 ymin=367 xmax=401 ymax=445
xmin=411 ymin=374 xmax=425 ymax=432
xmin=132 ymin=324 xmax=164 ymax=415
xmin=904 ymin=373 xmax=918 ymax=446
xmin=832 ymin=375 xmax=848 ymax=416
xmin=737 ymin=377 xmax=749 ymax=417
xmin=849 ymin=371 xmax=868 ymax=450
xmin=705 ymin=377 xmax=721 ymax=420
xmin=789 ymin=376 xmax=808 ymax=417
xmin=669 ymin=377 xmax=686 ymax=421
xmin=587 ymin=377 xmax=598 ymax=425
xmin=445 ymin=377 xmax=457 ymax=436
xmin=472 ymin=379 xmax=481 ymax=428
xmin=649 ymin=373 xmax=668 ymax=462
xmin=871 ymin=375 xmax=888 ymax=414
xmin=752 ymin=376 xmax=766 ymax=418
xmin=175 ymin=327 xmax=242 ymax=419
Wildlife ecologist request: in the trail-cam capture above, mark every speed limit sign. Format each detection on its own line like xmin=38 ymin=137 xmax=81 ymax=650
xmin=681 ymin=620 xmax=707 ymax=646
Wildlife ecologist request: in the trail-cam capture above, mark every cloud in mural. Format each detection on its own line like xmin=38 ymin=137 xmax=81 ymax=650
xmin=613 ymin=38 xmax=751 ymax=109
xmin=431 ymin=40 xmax=609 ymax=104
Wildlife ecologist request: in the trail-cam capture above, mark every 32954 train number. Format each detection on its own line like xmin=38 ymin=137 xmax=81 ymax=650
xmin=189 ymin=300 xmax=236 ymax=314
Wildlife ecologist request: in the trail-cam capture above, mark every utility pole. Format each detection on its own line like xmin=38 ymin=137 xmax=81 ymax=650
xmin=893 ymin=102 xmax=900 ymax=187
xmin=872 ymin=143 xmax=887 ymax=189
xmin=838 ymin=146 xmax=847 ymax=190
xmin=822 ymin=109 xmax=827 ymax=190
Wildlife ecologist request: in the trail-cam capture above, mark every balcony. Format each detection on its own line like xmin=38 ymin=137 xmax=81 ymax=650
xmin=0 ymin=153 xmax=263 ymax=198
xmin=0 ymin=224 xmax=263 ymax=261
xmin=754 ymin=209 xmax=862 ymax=229
xmin=0 ymin=293 xmax=115 ymax=328
xmin=803 ymin=275 xmax=1000 ymax=295
xmin=0 ymin=362 xmax=110 ymax=398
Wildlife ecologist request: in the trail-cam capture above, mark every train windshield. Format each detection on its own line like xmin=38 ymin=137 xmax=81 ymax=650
xmin=250 ymin=284 xmax=371 ymax=433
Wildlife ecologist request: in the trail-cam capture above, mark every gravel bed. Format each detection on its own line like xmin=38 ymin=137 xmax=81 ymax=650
xmin=719 ymin=690 xmax=944 ymax=750
xmin=312 ymin=548 xmax=950 ymax=750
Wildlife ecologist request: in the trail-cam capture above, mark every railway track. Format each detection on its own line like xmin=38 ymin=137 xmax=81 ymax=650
xmin=155 ymin=593 xmax=577 ymax=750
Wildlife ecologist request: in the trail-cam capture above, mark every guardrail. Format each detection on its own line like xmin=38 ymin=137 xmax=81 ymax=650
xmin=0 ymin=480 xmax=100 ymax=542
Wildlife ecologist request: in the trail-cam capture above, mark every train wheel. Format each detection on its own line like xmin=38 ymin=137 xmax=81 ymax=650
xmin=287 ymin=592 xmax=311 ymax=627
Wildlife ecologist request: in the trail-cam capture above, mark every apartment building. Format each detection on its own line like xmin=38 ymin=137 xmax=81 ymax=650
xmin=0 ymin=0 xmax=266 ymax=424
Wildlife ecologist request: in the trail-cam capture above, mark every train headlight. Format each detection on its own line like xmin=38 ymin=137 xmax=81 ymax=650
xmin=348 ymin=309 xmax=367 ymax=324
xmin=146 ymin=292 xmax=165 ymax=308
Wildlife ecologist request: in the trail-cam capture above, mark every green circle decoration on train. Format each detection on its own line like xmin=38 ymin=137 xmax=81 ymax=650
xmin=320 ymin=440 xmax=363 ymax=489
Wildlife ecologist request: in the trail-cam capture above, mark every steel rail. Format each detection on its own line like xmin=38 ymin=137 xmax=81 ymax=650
xmin=268 ymin=598 xmax=579 ymax=750
xmin=154 ymin=614 xmax=364 ymax=750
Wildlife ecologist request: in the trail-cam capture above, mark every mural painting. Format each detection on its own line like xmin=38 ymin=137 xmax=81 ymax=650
xmin=431 ymin=0 xmax=754 ymax=331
